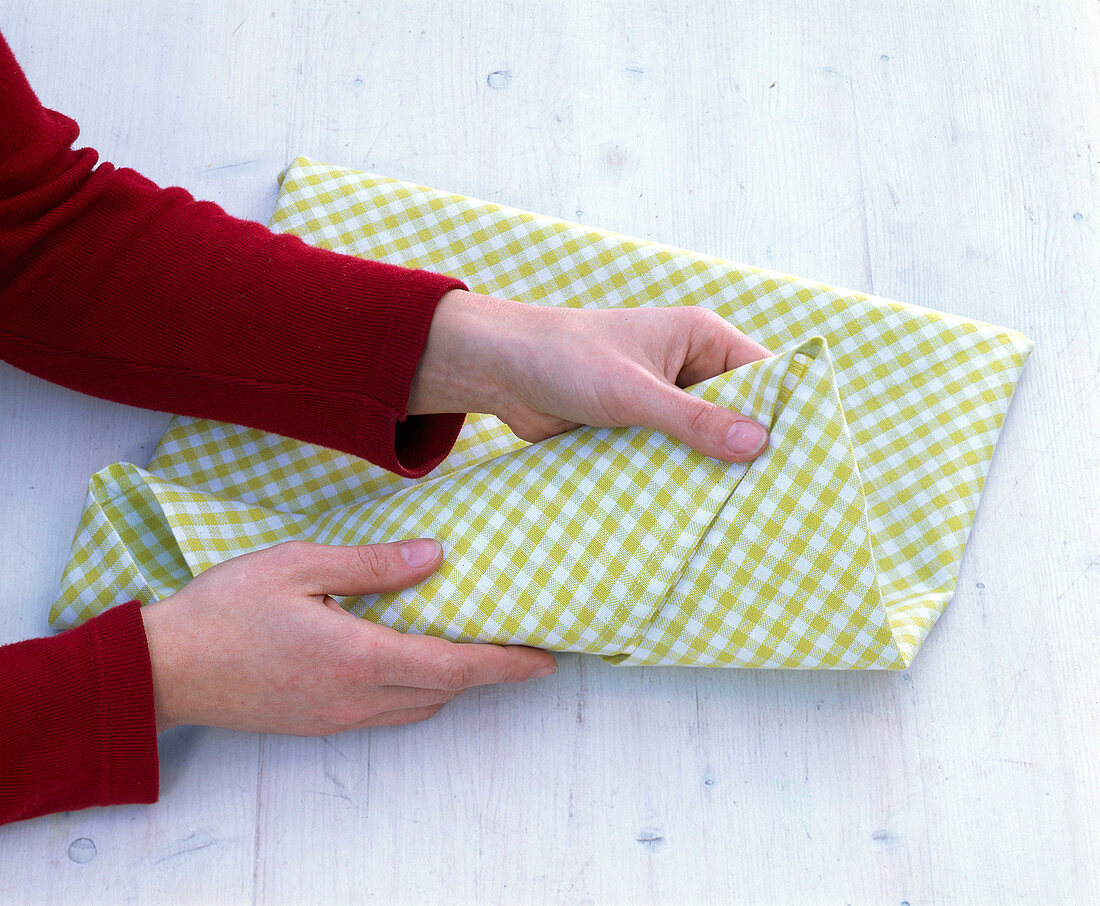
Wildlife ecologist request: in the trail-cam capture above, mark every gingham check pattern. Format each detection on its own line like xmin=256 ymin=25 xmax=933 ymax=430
xmin=50 ymin=158 xmax=1033 ymax=668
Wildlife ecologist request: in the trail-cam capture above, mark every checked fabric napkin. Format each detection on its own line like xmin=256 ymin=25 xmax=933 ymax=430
xmin=50 ymin=158 xmax=1033 ymax=669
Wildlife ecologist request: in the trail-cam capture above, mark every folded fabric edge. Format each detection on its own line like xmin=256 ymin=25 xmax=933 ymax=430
xmin=50 ymin=464 xmax=193 ymax=630
xmin=277 ymin=155 xmax=1034 ymax=354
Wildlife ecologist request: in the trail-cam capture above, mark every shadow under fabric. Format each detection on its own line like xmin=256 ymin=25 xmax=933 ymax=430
xmin=51 ymin=158 xmax=1033 ymax=669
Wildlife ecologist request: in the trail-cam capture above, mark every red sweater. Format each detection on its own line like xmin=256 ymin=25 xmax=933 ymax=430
xmin=0 ymin=32 xmax=465 ymax=825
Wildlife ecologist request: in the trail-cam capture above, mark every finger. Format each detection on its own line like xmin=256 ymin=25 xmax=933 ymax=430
xmin=373 ymin=684 xmax=461 ymax=710
xmin=388 ymin=634 xmax=558 ymax=691
xmin=712 ymin=319 xmax=772 ymax=369
xmin=355 ymin=704 xmax=445 ymax=728
xmin=269 ymin=539 xmax=444 ymax=596
xmin=645 ymin=376 xmax=769 ymax=463
xmin=668 ymin=308 xmax=772 ymax=385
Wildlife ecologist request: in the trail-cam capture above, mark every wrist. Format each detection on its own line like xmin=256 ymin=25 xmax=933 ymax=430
xmin=139 ymin=599 xmax=186 ymax=732
xmin=408 ymin=289 xmax=527 ymax=417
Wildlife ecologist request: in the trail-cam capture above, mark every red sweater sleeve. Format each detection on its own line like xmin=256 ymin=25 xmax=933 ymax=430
xmin=0 ymin=602 xmax=158 ymax=825
xmin=0 ymin=31 xmax=467 ymax=474
xmin=0 ymin=31 xmax=467 ymax=825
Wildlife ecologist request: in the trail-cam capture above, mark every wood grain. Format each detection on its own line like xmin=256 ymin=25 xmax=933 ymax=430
xmin=0 ymin=1 xmax=1096 ymax=903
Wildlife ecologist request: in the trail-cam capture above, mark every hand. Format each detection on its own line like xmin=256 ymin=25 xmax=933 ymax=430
xmin=139 ymin=539 xmax=557 ymax=734
xmin=409 ymin=289 xmax=773 ymax=463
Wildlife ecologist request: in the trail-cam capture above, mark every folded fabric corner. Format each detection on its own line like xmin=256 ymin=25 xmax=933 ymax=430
xmin=51 ymin=462 xmax=315 ymax=629
xmin=610 ymin=335 xmax=905 ymax=669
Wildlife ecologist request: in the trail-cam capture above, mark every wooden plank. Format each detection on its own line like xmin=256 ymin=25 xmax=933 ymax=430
xmin=847 ymin=1 xmax=1100 ymax=902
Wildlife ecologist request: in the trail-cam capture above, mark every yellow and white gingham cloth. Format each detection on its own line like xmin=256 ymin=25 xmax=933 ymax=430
xmin=51 ymin=157 xmax=1033 ymax=669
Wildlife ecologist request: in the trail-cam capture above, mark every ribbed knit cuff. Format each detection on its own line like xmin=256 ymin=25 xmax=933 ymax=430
xmin=360 ymin=265 xmax=468 ymax=475
xmin=87 ymin=601 xmax=160 ymax=807
xmin=0 ymin=601 xmax=158 ymax=826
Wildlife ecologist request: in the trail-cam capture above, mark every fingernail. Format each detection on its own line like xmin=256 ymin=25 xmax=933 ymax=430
xmin=400 ymin=538 xmax=441 ymax=568
xmin=529 ymin=663 xmax=557 ymax=679
xmin=725 ymin=421 xmax=768 ymax=456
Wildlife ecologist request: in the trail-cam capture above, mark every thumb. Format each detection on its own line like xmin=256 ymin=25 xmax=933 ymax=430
xmin=645 ymin=378 xmax=769 ymax=463
xmin=272 ymin=539 xmax=444 ymax=597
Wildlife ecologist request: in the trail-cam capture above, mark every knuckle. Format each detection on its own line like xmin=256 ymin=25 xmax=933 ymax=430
xmin=336 ymin=654 xmax=383 ymax=691
xmin=684 ymin=307 xmax=733 ymax=346
xmin=352 ymin=544 xmax=390 ymax=579
xmin=315 ymin=701 xmax=364 ymax=732
xmin=686 ymin=398 xmax=717 ymax=436
xmin=276 ymin=539 xmax=313 ymax=559
xmin=387 ymin=704 xmax=442 ymax=727
xmin=680 ymin=304 xmax=713 ymax=326
xmin=411 ymin=704 xmax=444 ymax=724
xmin=434 ymin=654 xmax=477 ymax=692
xmin=668 ymin=304 xmax=713 ymax=334
xmin=269 ymin=540 xmax=317 ymax=579
xmin=258 ymin=539 xmax=318 ymax=587
xmin=699 ymin=307 xmax=729 ymax=330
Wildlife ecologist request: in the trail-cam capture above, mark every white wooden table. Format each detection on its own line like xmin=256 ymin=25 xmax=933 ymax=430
xmin=1 ymin=2 xmax=1097 ymax=903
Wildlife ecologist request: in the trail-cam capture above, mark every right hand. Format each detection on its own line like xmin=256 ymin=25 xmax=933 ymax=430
xmin=409 ymin=289 xmax=773 ymax=463
xmin=139 ymin=539 xmax=558 ymax=734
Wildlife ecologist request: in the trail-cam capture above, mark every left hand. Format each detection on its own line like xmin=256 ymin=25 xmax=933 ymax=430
xmin=141 ymin=539 xmax=557 ymax=734
xmin=409 ymin=289 xmax=773 ymax=463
